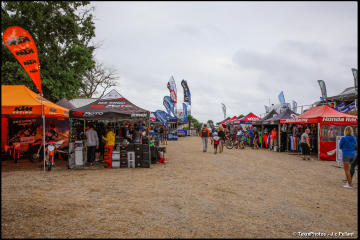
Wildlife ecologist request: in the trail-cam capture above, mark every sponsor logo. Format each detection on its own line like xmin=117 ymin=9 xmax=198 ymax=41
xmin=247 ymin=117 xmax=260 ymax=121
xmin=290 ymin=114 xmax=297 ymax=118
xmin=36 ymin=97 xmax=49 ymax=102
xmin=64 ymin=110 xmax=69 ymax=115
xmin=270 ymin=121 xmax=275 ymax=124
xmin=131 ymin=113 xmax=147 ymax=118
xmin=322 ymin=117 xmax=357 ymax=122
xmin=14 ymin=106 xmax=33 ymax=112
xmin=13 ymin=106 xmax=33 ymax=114
xmin=327 ymin=149 xmax=336 ymax=156
xmin=84 ymin=112 xmax=103 ymax=116
xmin=7 ymin=36 xmax=31 ymax=46
xmin=50 ymin=107 xmax=57 ymax=113
xmin=285 ymin=118 xmax=308 ymax=123
xmin=91 ymin=105 xmax=105 ymax=108
xmin=105 ymin=105 xmax=131 ymax=108
xmin=30 ymin=69 xmax=38 ymax=73
xmin=72 ymin=111 xmax=83 ymax=117
xmin=23 ymin=59 xmax=37 ymax=65
xmin=168 ymin=133 xmax=178 ymax=140
xmin=15 ymin=48 xmax=34 ymax=56
xmin=98 ymin=102 xmax=126 ymax=105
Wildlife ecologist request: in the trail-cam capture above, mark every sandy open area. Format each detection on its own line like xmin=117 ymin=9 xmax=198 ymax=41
xmin=1 ymin=136 xmax=357 ymax=238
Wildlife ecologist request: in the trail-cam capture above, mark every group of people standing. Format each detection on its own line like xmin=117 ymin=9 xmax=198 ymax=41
xmin=150 ymin=124 xmax=168 ymax=145
xmin=200 ymin=124 xmax=226 ymax=154
xmin=85 ymin=122 xmax=150 ymax=166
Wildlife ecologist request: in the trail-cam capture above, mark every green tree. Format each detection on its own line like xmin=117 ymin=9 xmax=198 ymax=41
xmin=207 ymin=119 xmax=213 ymax=125
xmin=1 ymin=1 xmax=96 ymax=102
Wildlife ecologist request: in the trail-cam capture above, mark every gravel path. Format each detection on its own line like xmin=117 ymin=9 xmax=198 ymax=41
xmin=1 ymin=136 xmax=357 ymax=238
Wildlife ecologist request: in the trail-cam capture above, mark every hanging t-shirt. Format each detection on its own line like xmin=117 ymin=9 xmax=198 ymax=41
xmin=125 ymin=122 xmax=132 ymax=128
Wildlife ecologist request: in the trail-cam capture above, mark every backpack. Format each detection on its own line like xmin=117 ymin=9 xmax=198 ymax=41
xmin=201 ymin=128 xmax=209 ymax=138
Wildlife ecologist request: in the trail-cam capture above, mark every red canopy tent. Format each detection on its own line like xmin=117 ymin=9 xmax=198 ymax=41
xmin=222 ymin=116 xmax=237 ymax=125
xmin=280 ymin=105 xmax=357 ymax=160
xmin=233 ymin=112 xmax=261 ymax=124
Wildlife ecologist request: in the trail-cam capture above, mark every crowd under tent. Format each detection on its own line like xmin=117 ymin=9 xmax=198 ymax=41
xmin=280 ymin=105 xmax=357 ymax=161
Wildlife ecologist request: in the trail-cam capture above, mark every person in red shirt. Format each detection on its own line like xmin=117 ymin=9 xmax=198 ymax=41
xmin=270 ymin=128 xmax=278 ymax=150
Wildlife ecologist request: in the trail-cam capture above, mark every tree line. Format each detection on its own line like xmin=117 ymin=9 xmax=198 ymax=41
xmin=1 ymin=1 xmax=119 ymax=102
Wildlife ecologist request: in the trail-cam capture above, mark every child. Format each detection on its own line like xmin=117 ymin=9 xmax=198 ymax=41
xmin=212 ymin=132 xmax=220 ymax=154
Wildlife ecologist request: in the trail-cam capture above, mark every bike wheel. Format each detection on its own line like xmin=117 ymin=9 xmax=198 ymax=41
xmin=226 ymin=141 xmax=234 ymax=149
xmin=48 ymin=156 xmax=53 ymax=171
xmin=28 ymin=147 xmax=44 ymax=163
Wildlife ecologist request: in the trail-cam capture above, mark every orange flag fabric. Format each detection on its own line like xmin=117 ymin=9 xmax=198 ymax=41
xmin=3 ymin=26 xmax=42 ymax=94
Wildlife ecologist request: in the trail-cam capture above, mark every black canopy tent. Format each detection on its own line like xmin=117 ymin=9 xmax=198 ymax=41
xmin=55 ymin=97 xmax=77 ymax=110
xmin=69 ymin=97 xmax=150 ymax=120
xmin=252 ymin=109 xmax=279 ymax=126
xmin=216 ymin=117 xmax=230 ymax=125
xmin=259 ymin=109 xmax=298 ymax=151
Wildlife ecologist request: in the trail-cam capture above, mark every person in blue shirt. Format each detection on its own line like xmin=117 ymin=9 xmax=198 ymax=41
xmin=339 ymin=126 xmax=357 ymax=189
xmin=248 ymin=126 xmax=255 ymax=148
xmin=344 ymin=128 xmax=358 ymax=184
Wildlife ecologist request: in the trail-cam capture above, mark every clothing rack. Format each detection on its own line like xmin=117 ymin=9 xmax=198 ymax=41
xmin=285 ymin=134 xmax=301 ymax=155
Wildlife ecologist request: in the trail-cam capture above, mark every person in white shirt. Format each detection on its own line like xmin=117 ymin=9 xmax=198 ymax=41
xmin=85 ymin=123 xmax=98 ymax=166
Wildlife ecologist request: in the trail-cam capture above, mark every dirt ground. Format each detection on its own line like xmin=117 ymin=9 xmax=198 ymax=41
xmin=1 ymin=136 xmax=358 ymax=238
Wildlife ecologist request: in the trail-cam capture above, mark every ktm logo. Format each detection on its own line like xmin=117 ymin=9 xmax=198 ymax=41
xmin=23 ymin=59 xmax=37 ymax=65
xmin=72 ymin=111 xmax=83 ymax=116
xmin=15 ymin=48 xmax=34 ymax=56
xmin=7 ymin=36 xmax=31 ymax=46
xmin=14 ymin=106 xmax=33 ymax=111
xmin=30 ymin=69 xmax=38 ymax=73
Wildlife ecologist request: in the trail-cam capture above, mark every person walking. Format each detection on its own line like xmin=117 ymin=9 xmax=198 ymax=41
xmin=253 ymin=127 xmax=259 ymax=149
xmin=85 ymin=123 xmax=98 ymax=166
xmin=126 ymin=125 xmax=133 ymax=143
xmin=159 ymin=125 xmax=164 ymax=144
xmin=218 ymin=126 xmax=226 ymax=153
xmin=340 ymin=126 xmax=357 ymax=189
xmin=200 ymin=123 xmax=210 ymax=152
xmin=103 ymin=127 xmax=116 ymax=147
xmin=300 ymin=129 xmax=311 ymax=160
xmin=162 ymin=124 xmax=168 ymax=145
xmin=211 ymin=132 xmax=220 ymax=154
xmin=235 ymin=126 xmax=242 ymax=149
xmin=210 ymin=125 xmax=217 ymax=145
xmin=249 ymin=126 xmax=255 ymax=148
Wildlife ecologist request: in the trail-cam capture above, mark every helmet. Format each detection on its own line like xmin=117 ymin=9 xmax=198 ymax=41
xmin=49 ymin=121 xmax=56 ymax=128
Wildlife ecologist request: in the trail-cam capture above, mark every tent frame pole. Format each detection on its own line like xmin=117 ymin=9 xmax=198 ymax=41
xmin=318 ymin=123 xmax=320 ymax=161
xmin=42 ymin=94 xmax=45 ymax=172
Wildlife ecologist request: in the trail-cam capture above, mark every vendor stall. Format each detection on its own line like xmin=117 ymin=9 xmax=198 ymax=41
xmin=260 ymin=109 xmax=298 ymax=151
xmin=1 ymin=85 xmax=70 ymax=156
xmin=69 ymin=92 xmax=152 ymax=168
xmin=280 ymin=105 xmax=357 ymax=160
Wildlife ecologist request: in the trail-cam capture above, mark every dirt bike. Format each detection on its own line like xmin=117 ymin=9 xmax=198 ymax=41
xmin=45 ymin=139 xmax=66 ymax=171
xmin=28 ymin=139 xmax=67 ymax=163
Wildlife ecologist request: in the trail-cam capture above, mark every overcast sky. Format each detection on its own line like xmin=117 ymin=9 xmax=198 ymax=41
xmin=89 ymin=1 xmax=357 ymax=124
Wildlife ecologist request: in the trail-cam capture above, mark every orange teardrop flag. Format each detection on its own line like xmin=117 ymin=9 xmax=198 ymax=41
xmin=3 ymin=26 xmax=42 ymax=94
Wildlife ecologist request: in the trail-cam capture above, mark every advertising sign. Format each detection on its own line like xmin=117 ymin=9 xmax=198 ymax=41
xmin=178 ymin=130 xmax=187 ymax=137
xmin=3 ymin=26 xmax=42 ymax=93
xmin=278 ymin=91 xmax=285 ymax=103
xmin=167 ymin=132 xmax=178 ymax=141
xmin=317 ymin=80 xmax=327 ymax=101
xmin=336 ymin=136 xmax=343 ymax=162
xmin=8 ymin=117 xmax=69 ymax=152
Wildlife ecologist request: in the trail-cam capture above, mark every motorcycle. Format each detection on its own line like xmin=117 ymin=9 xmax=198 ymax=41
xmin=28 ymin=139 xmax=67 ymax=163
xmin=45 ymin=139 xmax=66 ymax=171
